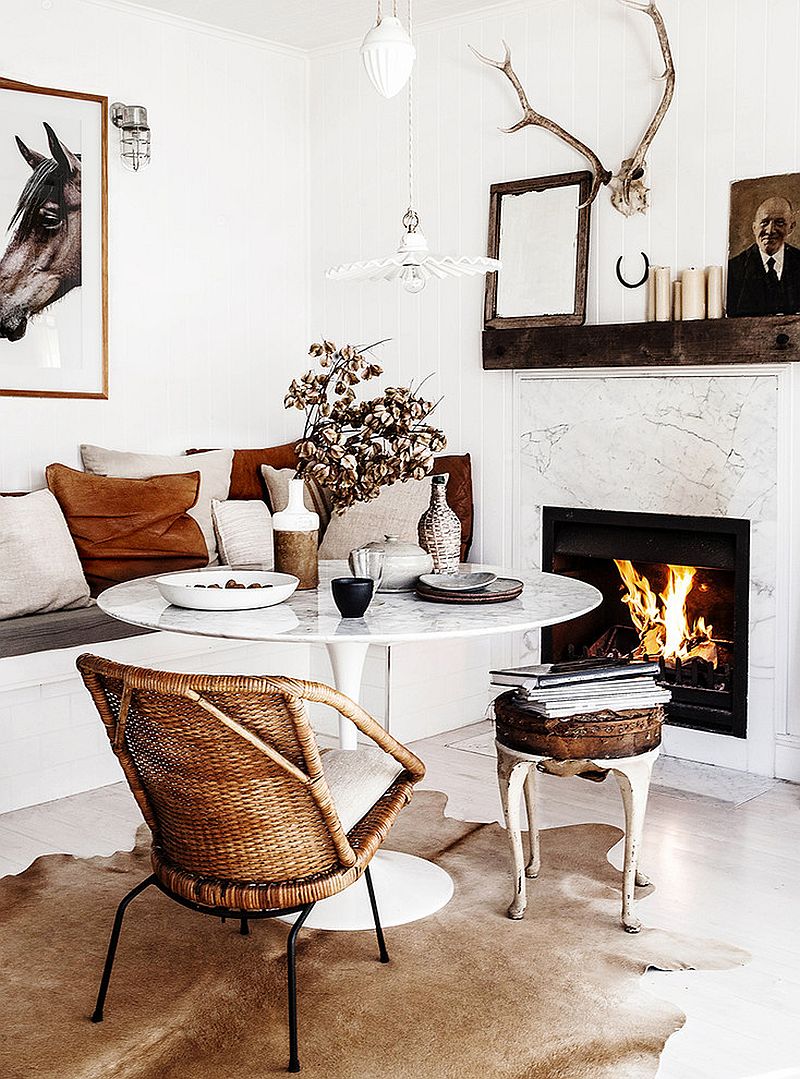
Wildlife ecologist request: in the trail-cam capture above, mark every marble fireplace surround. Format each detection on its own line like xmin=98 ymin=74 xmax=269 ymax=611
xmin=512 ymin=365 xmax=800 ymax=780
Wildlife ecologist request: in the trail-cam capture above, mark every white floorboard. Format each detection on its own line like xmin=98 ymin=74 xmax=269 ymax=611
xmin=1 ymin=720 xmax=799 ymax=1079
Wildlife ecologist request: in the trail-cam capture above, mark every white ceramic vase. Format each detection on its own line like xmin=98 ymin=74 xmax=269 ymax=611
xmin=272 ymin=477 xmax=319 ymax=590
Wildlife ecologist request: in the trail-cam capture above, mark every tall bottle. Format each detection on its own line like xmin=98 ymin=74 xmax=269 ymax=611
xmin=272 ymin=477 xmax=319 ymax=590
xmin=418 ymin=474 xmax=461 ymax=575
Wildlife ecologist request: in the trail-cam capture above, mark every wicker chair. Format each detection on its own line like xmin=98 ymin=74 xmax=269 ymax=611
xmin=76 ymin=654 xmax=425 ymax=1073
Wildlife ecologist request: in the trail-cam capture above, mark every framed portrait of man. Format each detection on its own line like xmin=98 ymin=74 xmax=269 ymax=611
xmin=727 ymin=172 xmax=800 ymax=318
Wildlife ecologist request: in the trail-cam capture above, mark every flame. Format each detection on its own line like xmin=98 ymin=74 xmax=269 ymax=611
xmin=614 ymin=559 xmax=716 ymax=666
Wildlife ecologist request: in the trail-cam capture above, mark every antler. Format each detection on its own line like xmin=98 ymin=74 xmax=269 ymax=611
xmin=469 ymin=40 xmax=612 ymax=208
xmin=471 ymin=1 xmax=675 ymax=217
xmin=610 ymin=0 xmax=675 ymax=215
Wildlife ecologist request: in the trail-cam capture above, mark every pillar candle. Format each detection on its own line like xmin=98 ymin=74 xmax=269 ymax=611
xmin=646 ymin=270 xmax=657 ymax=321
xmin=707 ymin=265 xmax=724 ymax=319
xmin=673 ymin=280 xmax=682 ymax=320
xmin=654 ymin=267 xmax=672 ymax=321
xmin=681 ymin=267 xmax=706 ymax=320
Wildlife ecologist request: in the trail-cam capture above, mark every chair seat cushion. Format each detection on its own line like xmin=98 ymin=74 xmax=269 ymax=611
xmin=322 ymin=747 xmax=405 ymax=834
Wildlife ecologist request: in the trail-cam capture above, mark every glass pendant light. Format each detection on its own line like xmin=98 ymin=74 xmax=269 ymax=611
xmin=360 ymin=0 xmax=416 ymax=99
xmin=328 ymin=0 xmax=500 ymax=294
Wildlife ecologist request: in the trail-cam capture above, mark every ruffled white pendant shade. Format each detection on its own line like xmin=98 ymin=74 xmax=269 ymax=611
xmin=360 ymin=16 xmax=416 ymax=98
xmin=326 ymin=211 xmax=501 ymax=294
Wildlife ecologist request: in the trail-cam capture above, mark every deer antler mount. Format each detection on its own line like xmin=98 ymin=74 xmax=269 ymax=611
xmin=471 ymin=0 xmax=675 ymax=217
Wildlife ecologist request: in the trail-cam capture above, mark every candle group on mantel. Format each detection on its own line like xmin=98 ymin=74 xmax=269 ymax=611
xmin=646 ymin=266 xmax=724 ymax=321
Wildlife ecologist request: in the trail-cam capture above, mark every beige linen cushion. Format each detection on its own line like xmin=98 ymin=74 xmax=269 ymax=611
xmin=260 ymin=465 xmax=331 ymax=531
xmin=322 ymin=747 xmax=404 ymax=833
xmin=0 ymin=490 xmax=91 ymax=619
xmin=80 ymin=445 xmax=233 ymax=564
xmin=318 ymin=476 xmax=432 ymax=560
xmin=211 ymin=500 xmax=273 ymax=567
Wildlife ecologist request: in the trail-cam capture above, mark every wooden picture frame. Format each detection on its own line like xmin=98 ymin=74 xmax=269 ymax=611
xmin=727 ymin=172 xmax=800 ymax=319
xmin=0 ymin=77 xmax=108 ymax=399
xmin=484 ymin=171 xmax=591 ymax=330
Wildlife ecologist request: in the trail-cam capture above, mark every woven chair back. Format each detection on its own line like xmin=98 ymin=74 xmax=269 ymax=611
xmin=77 ymin=656 xmax=355 ymax=886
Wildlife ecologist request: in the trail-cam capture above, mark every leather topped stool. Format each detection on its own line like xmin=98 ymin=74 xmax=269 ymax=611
xmin=494 ymin=691 xmax=663 ymax=933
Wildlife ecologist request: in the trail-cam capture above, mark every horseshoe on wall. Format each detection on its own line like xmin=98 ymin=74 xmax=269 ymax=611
xmin=615 ymin=252 xmax=650 ymax=289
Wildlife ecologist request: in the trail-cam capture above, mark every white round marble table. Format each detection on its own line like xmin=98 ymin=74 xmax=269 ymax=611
xmin=97 ymin=562 xmax=601 ymax=931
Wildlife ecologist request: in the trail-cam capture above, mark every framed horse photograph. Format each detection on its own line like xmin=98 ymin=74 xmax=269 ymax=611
xmin=0 ymin=77 xmax=107 ymax=398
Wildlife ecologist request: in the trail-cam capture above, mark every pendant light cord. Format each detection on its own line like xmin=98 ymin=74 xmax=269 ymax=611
xmin=403 ymin=0 xmax=419 ymax=232
xmin=376 ymin=0 xmax=398 ymax=23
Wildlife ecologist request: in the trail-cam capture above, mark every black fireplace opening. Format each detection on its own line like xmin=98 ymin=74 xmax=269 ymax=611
xmin=541 ymin=507 xmax=750 ymax=738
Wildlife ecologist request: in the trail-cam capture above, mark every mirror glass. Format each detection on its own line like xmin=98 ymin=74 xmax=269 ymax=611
xmin=495 ymin=184 xmax=580 ymax=318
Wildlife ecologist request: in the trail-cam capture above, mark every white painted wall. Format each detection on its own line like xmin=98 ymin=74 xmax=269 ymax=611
xmin=307 ymin=0 xmax=800 ymax=561
xmin=307 ymin=0 xmax=800 ymax=777
xmin=0 ymin=0 xmax=319 ymax=811
xmin=0 ymin=0 xmax=309 ymax=492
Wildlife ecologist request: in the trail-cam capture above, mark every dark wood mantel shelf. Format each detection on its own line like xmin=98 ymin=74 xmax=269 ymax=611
xmin=482 ymin=314 xmax=800 ymax=370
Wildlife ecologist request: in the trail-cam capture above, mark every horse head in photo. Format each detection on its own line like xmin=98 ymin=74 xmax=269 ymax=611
xmin=0 ymin=122 xmax=82 ymax=342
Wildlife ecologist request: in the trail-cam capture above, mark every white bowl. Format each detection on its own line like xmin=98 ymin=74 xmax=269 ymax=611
xmin=155 ymin=570 xmax=299 ymax=611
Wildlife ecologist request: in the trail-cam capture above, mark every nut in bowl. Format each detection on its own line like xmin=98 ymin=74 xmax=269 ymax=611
xmin=155 ymin=570 xmax=299 ymax=611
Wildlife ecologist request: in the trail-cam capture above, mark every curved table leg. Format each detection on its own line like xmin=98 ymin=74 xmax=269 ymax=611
xmin=609 ymin=750 xmax=657 ymax=934
xmin=523 ymin=765 xmax=540 ymax=879
xmin=283 ymin=640 xmax=454 ymax=931
xmin=497 ymin=746 xmax=532 ymax=920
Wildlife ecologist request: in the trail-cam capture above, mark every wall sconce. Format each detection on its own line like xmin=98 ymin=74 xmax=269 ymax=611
xmin=110 ymin=103 xmax=151 ymax=171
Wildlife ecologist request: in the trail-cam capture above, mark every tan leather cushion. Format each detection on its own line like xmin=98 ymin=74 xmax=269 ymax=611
xmin=187 ymin=443 xmax=298 ymax=504
xmin=46 ymin=464 xmax=208 ymax=595
xmin=433 ymin=454 xmax=474 ymax=560
xmin=80 ymin=445 xmax=233 ymax=564
xmin=0 ymin=489 xmax=91 ymax=619
xmin=322 ymin=747 xmax=404 ymax=833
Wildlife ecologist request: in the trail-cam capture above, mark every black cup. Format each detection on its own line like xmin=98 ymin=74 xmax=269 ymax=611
xmin=331 ymin=577 xmax=374 ymax=618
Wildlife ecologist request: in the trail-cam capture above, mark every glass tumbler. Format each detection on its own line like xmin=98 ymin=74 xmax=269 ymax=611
xmin=348 ymin=547 xmax=385 ymax=592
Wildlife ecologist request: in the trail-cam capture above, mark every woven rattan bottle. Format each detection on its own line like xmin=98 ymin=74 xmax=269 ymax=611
xmin=272 ymin=478 xmax=319 ymax=589
xmin=418 ymin=474 xmax=460 ymax=575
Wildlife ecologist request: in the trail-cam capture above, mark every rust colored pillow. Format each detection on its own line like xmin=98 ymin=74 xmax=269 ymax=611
xmin=187 ymin=445 xmax=475 ymax=559
xmin=187 ymin=443 xmax=298 ymax=503
xmin=46 ymin=464 xmax=208 ymax=595
xmin=432 ymin=454 xmax=474 ymax=561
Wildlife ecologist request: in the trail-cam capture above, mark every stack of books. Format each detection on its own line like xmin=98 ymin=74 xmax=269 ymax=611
xmin=490 ymin=658 xmax=671 ymax=718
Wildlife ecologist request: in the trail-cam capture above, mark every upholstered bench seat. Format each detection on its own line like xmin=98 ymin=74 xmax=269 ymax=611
xmin=0 ymin=604 xmax=153 ymax=660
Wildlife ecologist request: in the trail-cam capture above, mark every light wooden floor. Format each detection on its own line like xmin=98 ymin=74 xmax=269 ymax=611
xmin=2 ymin=721 xmax=799 ymax=1079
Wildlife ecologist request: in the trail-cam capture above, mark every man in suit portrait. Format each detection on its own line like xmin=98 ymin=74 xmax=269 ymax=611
xmin=727 ymin=195 xmax=800 ymax=316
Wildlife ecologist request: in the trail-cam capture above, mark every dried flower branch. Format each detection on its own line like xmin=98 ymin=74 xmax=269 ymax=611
xmin=285 ymin=340 xmax=447 ymax=512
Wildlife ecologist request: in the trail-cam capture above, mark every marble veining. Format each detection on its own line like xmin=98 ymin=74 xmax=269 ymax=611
xmin=98 ymin=562 xmax=601 ymax=645
xmin=517 ymin=373 xmax=779 ymax=757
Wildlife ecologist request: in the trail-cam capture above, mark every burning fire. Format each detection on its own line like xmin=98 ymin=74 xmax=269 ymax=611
xmin=614 ymin=560 xmax=718 ymax=667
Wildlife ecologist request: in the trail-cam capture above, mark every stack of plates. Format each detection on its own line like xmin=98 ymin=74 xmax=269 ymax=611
xmin=415 ymin=571 xmax=524 ymax=605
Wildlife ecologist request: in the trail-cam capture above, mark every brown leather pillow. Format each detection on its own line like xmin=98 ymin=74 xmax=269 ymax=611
xmin=187 ymin=445 xmax=475 ymax=559
xmin=186 ymin=443 xmax=298 ymax=503
xmin=46 ymin=464 xmax=208 ymax=595
xmin=432 ymin=453 xmax=474 ymax=561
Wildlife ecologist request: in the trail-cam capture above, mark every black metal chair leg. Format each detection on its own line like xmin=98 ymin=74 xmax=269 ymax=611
xmin=286 ymin=904 xmax=315 ymax=1073
xmin=240 ymin=916 xmax=250 ymax=936
xmin=92 ymin=875 xmax=156 ymax=1023
xmin=364 ymin=865 xmax=389 ymax=963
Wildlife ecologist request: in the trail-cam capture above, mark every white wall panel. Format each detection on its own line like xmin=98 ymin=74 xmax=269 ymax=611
xmin=308 ymin=0 xmax=800 ymax=568
xmin=0 ymin=0 xmax=309 ymax=492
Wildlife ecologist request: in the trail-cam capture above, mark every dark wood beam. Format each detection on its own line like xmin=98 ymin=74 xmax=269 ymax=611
xmin=482 ymin=314 xmax=800 ymax=370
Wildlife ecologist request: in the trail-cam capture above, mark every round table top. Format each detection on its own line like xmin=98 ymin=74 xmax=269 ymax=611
xmin=97 ymin=562 xmax=601 ymax=647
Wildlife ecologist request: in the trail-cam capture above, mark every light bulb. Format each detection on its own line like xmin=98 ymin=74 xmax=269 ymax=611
xmin=401 ymin=264 xmax=426 ymax=293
